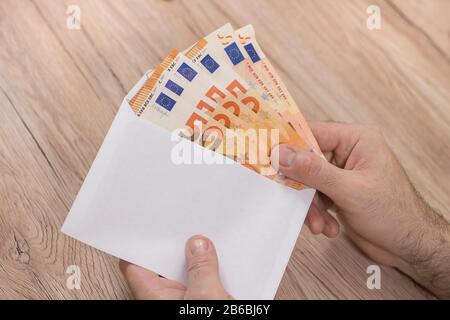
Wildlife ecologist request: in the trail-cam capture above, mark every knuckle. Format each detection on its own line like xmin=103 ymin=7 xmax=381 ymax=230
xmin=303 ymin=154 xmax=324 ymax=177
xmin=298 ymin=153 xmax=316 ymax=175
xmin=188 ymin=255 xmax=214 ymax=274
xmin=300 ymin=155 xmax=337 ymax=188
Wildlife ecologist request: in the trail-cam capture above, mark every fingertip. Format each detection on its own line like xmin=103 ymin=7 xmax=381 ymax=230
xmin=186 ymin=235 xmax=215 ymax=257
xmin=306 ymin=205 xmax=326 ymax=235
xmin=321 ymin=211 xmax=340 ymax=238
xmin=324 ymin=220 xmax=340 ymax=238
xmin=310 ymin=215 xmax=325 ymax=235
xmin=310 ymin=217 xmax=324 ymax=235
xmin=187 ymin=234 xmax=211 ymax=244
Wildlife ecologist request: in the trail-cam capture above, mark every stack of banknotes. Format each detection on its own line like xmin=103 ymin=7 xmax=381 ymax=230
xmin=128 ymin=23 xmax=321 ymax=189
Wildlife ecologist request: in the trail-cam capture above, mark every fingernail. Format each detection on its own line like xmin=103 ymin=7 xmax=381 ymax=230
xmin=189 ymin=237 xmax=208 ymax=255
xmin=279 ymin=145 xmax=297 ymax=167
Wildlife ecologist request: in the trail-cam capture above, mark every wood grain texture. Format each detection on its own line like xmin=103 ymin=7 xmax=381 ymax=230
xmin=0 ymin=0 xmax=448 ymax=299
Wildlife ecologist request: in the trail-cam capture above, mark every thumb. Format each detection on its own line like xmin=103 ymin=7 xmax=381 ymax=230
xmin=184 ymin=235 xmax=232 ymax=300
xmin=271 ymin=144 xmax=347 ymax=198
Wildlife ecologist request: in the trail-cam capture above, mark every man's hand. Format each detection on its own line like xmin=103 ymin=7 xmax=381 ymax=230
xmin=120 ymin=235 xmax=232 ymax=300
xmin=272 ymin=122 xmax=450 ymax=298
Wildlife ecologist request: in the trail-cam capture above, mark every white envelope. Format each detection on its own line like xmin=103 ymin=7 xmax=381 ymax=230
xmin=61 ymin=74 xmax=315 ymax=299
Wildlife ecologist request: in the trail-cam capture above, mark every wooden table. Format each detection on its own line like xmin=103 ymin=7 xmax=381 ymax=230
xmin=0 ymin=0 xmax=448 ymax=299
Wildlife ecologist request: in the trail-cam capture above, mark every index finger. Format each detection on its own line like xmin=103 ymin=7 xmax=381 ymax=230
xmin=309 ymin=122 xmax=364 ymax=167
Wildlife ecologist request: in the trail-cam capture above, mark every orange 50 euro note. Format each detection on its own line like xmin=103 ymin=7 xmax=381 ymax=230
xmin=234 ymin=24 xmax=322 ymax=154
xmin=205 ymin=23 xmax=321 ymax=155
xmin=129 ymin=49 xmax=309 ymax=189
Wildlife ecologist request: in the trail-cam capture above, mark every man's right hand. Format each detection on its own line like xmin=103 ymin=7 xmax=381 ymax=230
xmin=272 ymin=122 xmax=450 ymax=298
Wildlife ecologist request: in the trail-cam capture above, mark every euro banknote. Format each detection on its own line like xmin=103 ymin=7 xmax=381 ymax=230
xmin=127 ymin=24 xmax=321 ymax=189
